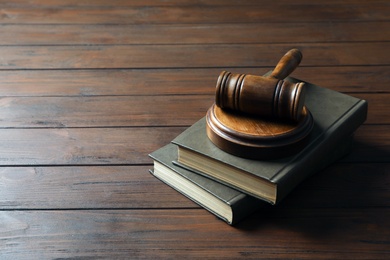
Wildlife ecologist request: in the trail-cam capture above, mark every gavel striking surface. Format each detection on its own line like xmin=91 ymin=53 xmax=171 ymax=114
xmin=206 ymin=104 xmax=313 ymax=159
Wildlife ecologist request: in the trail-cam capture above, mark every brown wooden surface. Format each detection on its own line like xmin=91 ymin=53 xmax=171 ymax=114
xmin=0 ymin=1 xmax=389 ymax=259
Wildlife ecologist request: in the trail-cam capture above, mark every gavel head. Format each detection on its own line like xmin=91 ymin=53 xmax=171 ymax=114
xmin=215 ymin=71 xmax=306 ymax=122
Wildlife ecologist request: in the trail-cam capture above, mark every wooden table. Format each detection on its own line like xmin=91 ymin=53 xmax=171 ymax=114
xmin=1 ymin=1 xmax=389 ymax=259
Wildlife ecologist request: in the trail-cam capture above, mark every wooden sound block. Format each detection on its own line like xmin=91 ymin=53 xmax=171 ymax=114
xmin=206 ymin=103 xmax=314 ymax=159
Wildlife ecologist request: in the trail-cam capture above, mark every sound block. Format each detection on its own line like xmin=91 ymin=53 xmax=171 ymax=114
xmin=206 ymin=104 xmax=314 ymax=159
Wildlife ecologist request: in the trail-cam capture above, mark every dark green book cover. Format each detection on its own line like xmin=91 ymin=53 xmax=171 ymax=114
xmin=172 ymin=77 xmax=367 ymax=205
xmin=149 ymin=144 xmax=265 ymax=225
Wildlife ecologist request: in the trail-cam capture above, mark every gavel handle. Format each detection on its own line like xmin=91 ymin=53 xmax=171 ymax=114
xmin=270 ymin=49 xmax=302 ymax=80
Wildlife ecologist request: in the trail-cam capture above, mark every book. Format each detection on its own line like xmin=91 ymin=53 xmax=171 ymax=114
xmin=172 ymin=77 xmax=367 ymax=205
xmin=149 ymin=144 xmax=265 ymax=225
xmin=150 ymin=136 xmax=353 ymax=225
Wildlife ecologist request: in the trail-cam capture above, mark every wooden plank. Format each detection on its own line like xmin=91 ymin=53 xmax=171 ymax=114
xmin=0 ymin=165 xmax=197 ymax=209
xmin=0 ymin=125 xmax=386 ymax=166
xmin=0 ymin=95 xmax=214 ymax=128
xmin=0 ymin=209 xmax=388 ymax=259
xmin=3 ymin=0 xmax=388 ymax=8
xmin=0 ymin=43 xmax=389 ymax=69
xmin=0 ymin=66 xmax=388 ymax=97
xmin=1 ymin=22 xmax=389 ymax=45
xmin=0 ymin=0 xmax=387 ymax=259
xmin=0 ymin=163 xmax=388 ymax=210
xmin=0 ymin=94 xmax=385 ymax=128
xmin=0 ymin=2 xmax=388 ymax=25
xmin=0 ymin=0 xmax=252 ymax=8
xmin=291 ymin=66 xmax=390 ymax=93
xmin=0 ymin=127 xmax=185 ymax=165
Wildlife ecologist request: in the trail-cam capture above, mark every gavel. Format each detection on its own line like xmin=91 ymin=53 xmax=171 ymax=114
xmin=215 ymin=49 xmax=306 ymax=122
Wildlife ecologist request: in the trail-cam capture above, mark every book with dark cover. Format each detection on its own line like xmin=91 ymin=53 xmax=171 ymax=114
xmin=149 ymin=144 xmax=265 ymax=225
xmin=172 ymin=77 xmax=367 ymax=205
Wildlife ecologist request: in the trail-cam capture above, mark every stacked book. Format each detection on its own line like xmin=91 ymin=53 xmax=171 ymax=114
xmin=149 ymin=76 xmax=367 ymax=225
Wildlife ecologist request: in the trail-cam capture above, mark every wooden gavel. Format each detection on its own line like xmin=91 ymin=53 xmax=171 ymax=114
xmin=215 ymin=49 xmax=306 ymax=122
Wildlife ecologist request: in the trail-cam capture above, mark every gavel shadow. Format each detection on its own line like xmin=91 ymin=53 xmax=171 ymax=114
xmin=235 ymin=139 xmax=389 ymax=239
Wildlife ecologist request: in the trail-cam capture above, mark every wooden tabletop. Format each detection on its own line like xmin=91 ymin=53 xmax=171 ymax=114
xmin=1 ymin=1 xmax=389 ymax=259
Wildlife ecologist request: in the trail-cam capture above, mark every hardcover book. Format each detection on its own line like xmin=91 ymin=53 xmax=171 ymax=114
xmin=172 ymin=77 xmax=367 ymax=205
xmin=149 ymin=144 xmax=265 ymax=225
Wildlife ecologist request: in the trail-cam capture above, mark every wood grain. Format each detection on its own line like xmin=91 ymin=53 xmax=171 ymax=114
xmin=1 ymin=22 xmax=389 ymax=45
xmin=0 ymin=95 xmax=214 ymax=128
xmin=0 ymin=127 xmax=185 ymax=165
xmin=0 ymin=66 xmax=388 ymax=97
xmin=0 ymin=43 xmax=389 ymax=69
xmin=0 ymin=2 xmax=388 ymax=24
xmin=0 ymin=209 xmax=388 ymax=259
xmin=3 ymin=0 xmax=388 ymax=8
xmin=0 ymin=1 xmax=388 ymax=258
xmin=0 ymin=165 xmax=196 ymax=209
xmin=0 ymin=94 xmax=386 ymax=128
xmin=1 ymin=163 xmax=388 ymax=210
xmin=0 ymin=125 xmax=386 ymax=166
